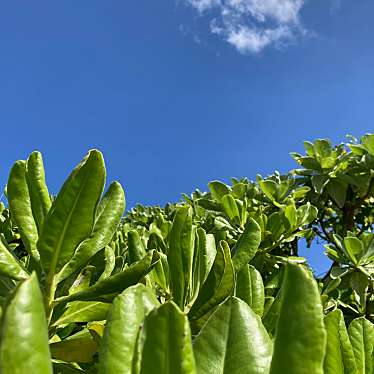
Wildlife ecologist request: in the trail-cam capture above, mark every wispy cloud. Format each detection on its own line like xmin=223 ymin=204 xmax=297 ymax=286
xmin=183 ymin=0 xmax=308 ymax=54
xmin=329 ymin=0 xmax=342 ymax=14
xmin=187 ymin=0 xmax=221 ymax=12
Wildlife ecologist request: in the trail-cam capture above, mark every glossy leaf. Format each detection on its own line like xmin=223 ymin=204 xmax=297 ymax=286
xmin=284 ymin=203 xmax=297 ymax=230
xmin=232 ymin=218 xmax=261 ymax=273
xmin=0 ymin=273 xmax=52 ymax=374
xmin=152 ymin=251 xmax=169 ymax=290
xmin=326 ymin=179 xmax=347 ymax=209
xmin=57 ymin=180 xmax=124 ymax=282
xmin=324 ymin=309 xmax=357 ymax=374
xmin=190 ymin=229 xmax=216 ymax=302
xmin=311 ymin=174 xmax=329 ymax=194
xmin=50 ymin=337 xmax=98 ymax=363
xmin=189 ymin=241 xmax=234 ymax=329
xmin=53 ymin=301 xmax=110 ymax=326
xmin=97 ymin=245 xmax=116 ymax=281
xmin=55 ymin=251 xmax=157 ymax=303
xmin=350 ymin=271 xmax=369 ymax=311
xmin=208 ymin=181 xmax=231 ymax=202
xmin=221 ymin=194 xmax=240 ymax=222
xmin=99 ymin=284 xmax=159 ymax=374
xmin=269 ymin=264 xmax=326 ymax=374
xmin=0 ymin=237 xmax=28 ymax=280
xmin=69 ymin=265 xmax=94 ymax=294
xmin=7 ymin=160 xmax=39 ymax=257
xmin=128 ymin=229 xmax=146 ymax=264
xmin=348 ymin=317 xmax=374 ymax=374
xmin=236 ymin=264 xmax=264 ymax=317
xmin=266 ymin=212 xmax=284 ymax=241
xmin=26 ymin=151 xmax=52 ymax=234
xmin=38 ymin=150 xmax=106 ymax=277
xmin=262 ymin=290 xmax=282 ymax=336
xmin=193 ymin=297 xmax=272 ymax=374
xmin=168 ymin=206 xmax=195 ymax=309
xmin=344 ymin=237 xmax=364 ymax=264
xmin=138 ymin=302 xmax=196 ymax=374
xmin=259 ymin=180 xmax=277 ymax=201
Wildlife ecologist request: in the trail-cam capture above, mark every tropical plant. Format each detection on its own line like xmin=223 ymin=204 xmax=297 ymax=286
xmin=0 ymin=135 xmax=373 ymax=373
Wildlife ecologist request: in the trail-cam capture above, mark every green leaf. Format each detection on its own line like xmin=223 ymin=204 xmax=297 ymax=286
xmin=330 ymin=265 xmax=350 ymax=279
xmin=128 ymin=229 xmax=146 ymax=264
xmin=266 ymin=212 xmax=284 ymax=241
xmin=38 ymin=150 xmax=106 ymax=278
xmin=360 ymin=239 xmax=374 ymax=264
xmin=263 ymin=296 xmax=275 ymax=318
xmin=348 ymin=144 xmax=366 ymax=156
xmin=57 ymin=180 xmax=124 ymax=282
xmin=326 ymin=240 xmax=347 ymax=262
xmin=53 ymin=301 xmax=110 ymax=326
xmin=297 ymin=156 xmax=322 ymax=170
xmin=361 ymin=134 xmax=374 ymax=155
xmin=269 ymin=264 xmax=326 ymax=374
xmin=152 ymin=252 xmax=169 ymax=290
xmin=7 ymin=160 xmax=39 ymax=258
xmin=326 ymin=179 xmax=347 ymax=209
xmin=348 ymin=317 xmax=374 ymax=374
xmin=324 ymin=309 xmax=358 ymax=374
xmin=304 ymin=141 xmax=316 ymax=156
xmin=0 ymin=273 xmax=52 ymax=374
xmin=196 ymin=198 xmax=223 ymax=212
xmin=283 ymin=203 xmax=297 ymax=231
xmin=221 ymin=194 xmax=240 ymax=222
xmin=232 ymin=182 xmax=247 ymax=198
xmin=198 ymin=231 xmax=216 ymax=284
xmin=311 ymin=175 xmax=329 ymax=194
xmin=50 ymin=337 xmax=98 ymax=363
xmin=323 ymin=277 xmax=341 ymax=295
xmin=350 ymin=271 xmax=369 ymax=311
xmin=259 ymin=180 xmax=278 ymax=201
xmin=0 ymin=236 xmax=28 ymax=280
xmin=292 ymin=186 xmax=311 ymax=199
xmin=297 ymin=202 xmax=318 ymax=227
xmin=208 ymin=181 xmax=231 ymax=202
xmin=232 ymin=218 xmax=261 ymax=273
xmin=138 ymin=302 xmax=196 ymax=374
xmin=26 ymin=151 xmax=52 ymax=234
xmin=167 ymin=206 xmax=195 ymax=309
xmin=69 ymin=265 xmax=94 ymax=294
xmin=262 ymin=289 xmax=282 ymax=336
xmin=98 ymin=284 xmax=159 ymax=374
xmin=314 ymin=139 xmax=333 ymax=158
xmin=193 ymin=297 xmax=272 ymax=374
xmin=55 ymin=251 xmax=158 ymax=303
xmin=190 ymin=229 xmax=216 ymax=302
xmin=98 ymin=245 xmax=116 ymax=281
xmin=235 ymin=265 xmax=264 ymax=317
xmin=189 ymin=241 xmax=234 ymax=330
xmin=344 ymin=237 xmax=365 ymax=264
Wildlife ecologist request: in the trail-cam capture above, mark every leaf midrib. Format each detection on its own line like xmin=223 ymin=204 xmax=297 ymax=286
xmin=53 ymin=301 xmax=104 ymax=326
xmin=48 ymin=163 xmax=92 ymax=278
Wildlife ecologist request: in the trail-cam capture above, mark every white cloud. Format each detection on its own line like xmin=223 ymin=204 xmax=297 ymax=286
xmin=222 ymin=0 xmax=304 ymax=23
xmin=225 ymin=25 xmax=293 ymax=54
xmin=187 ymin=0 xmax=221 ymax=13
xmin=184 ymin=0 xmax=308 ymax=54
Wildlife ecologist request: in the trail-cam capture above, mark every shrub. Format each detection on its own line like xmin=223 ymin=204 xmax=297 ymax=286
xmin=0 ymin=135 xmax=373 ymax=373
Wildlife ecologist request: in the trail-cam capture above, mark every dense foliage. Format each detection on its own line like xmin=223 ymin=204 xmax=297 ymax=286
xmin=0 ymin=135 xmax=373 ymax=373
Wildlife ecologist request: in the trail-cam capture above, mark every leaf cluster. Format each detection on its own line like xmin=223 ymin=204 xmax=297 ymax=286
xmin=0 ymin=134 xmax=373 ymax=373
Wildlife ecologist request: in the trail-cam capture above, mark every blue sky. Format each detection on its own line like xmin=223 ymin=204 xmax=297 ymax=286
xmin=0 ymin=1 xmax=373 ymax=273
